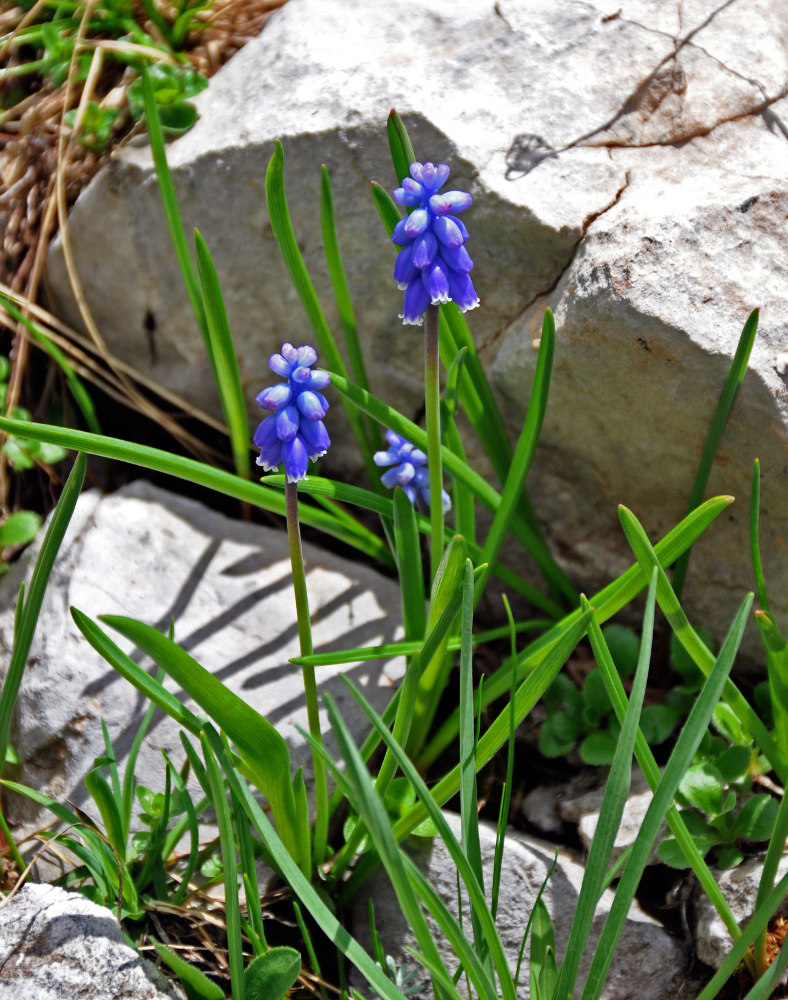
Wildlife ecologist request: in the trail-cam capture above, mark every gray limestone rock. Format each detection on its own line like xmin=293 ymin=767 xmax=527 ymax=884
xmin=691 ymin=851 xmax=788 ymax=969
xmin=351 ymin=811 xmax=696 ymax=1000
xmin=0 ymin=883 xmax=177 ymax=999
xmin=0 ymin=480 xmax=404 ymax=839
xmin=45 ymin=0 xmax=788 ymax=649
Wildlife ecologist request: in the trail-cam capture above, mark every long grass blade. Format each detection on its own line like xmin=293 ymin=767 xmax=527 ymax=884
xmin=0 ymin=416 xmax=393 ymax=566
xmin=387 ymin=110 xmax=416 ymax=185
xmin=421 ymin=495 xmax=735 ymax=769
xmin=555 ymin=567 xmax=658 ymax=1000
xmin=618 ymin=503 xmax=787 ymax=782
xmin=672 ymin=308 xmax=759 ymax=598
xmin=193 ymin=230 xmax=251 ymax=481
xmin=100 ymin=615 xmax=308 ymax=876
xmin=141 ymin=68 xmax=206 ymax=342
xmin=750 ymin=459 xmax=770 ymax=611
xmin=585 ymin=606 xmax=741 ymax=942
xmin=475 ymin=308 xmax=554 ymax=604
xmin=581 ymin=592 xmax=753 ymax=1000
xmin=0 ymin=453 xmax=86 ymax=773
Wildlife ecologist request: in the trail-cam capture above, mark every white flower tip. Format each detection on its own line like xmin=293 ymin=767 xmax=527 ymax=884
xmin=431 ymin=292 xmax=450 ymax=304
xmin=399 ymin=313 xmax=424 ymax=326
xmin=459 ymin=298 xmax=481 ymax=314
xmin=396 ymin=282 xmax=409 ymax=291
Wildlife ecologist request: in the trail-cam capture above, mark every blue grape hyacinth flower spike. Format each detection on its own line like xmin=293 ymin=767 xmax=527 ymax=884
xmin=254 ymin=343 xmax=330 ymax=483
xmin=374 ymin=430 xmax=451 ymax=513
xmin=392 ymin=160 xmax=479 ymax=325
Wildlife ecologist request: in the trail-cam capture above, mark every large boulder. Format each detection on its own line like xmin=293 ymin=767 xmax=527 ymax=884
xmin=0 ymin=480 xmax=403 ymax=835
xmin=46 ymin=0 xmax=788 ymax=643
xmin=0 ymin=883 xmax=177 ymax=999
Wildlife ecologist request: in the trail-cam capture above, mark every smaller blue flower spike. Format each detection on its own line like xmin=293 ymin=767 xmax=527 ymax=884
xmin=392 ymin=160 xmax=479 ymax=325
xmin=374 ymin=430 xmax=451 ymax=513
xmin=254 ymin=343 xmax=330 ymax=483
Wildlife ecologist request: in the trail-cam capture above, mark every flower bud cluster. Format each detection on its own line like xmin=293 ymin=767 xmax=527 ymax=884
xmin=254 ymin=343 xmax=331 ymax=483
xmin=392 ymin=160 xmax=479 ymax=325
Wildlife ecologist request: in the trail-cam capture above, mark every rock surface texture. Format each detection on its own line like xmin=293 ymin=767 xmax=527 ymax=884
xmin=47 ymin=0 xmax=788 ymax=644
xmin=352 ymin=812 xmax=697 ymax=1000
xmin=0 ymin=883 xmax=177 ymax=999
xmin=0 ymin=481 xmax=403 ymax=834
xmin=691 ymin=851 xmax=788 ymax=969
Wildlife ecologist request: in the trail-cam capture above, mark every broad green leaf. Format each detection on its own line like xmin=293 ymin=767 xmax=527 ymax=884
xmin=0 ymin=510 xmax=41 ymax=548
xmin=245 ymin=947 xmax=302 ymax=1000
xmin=732 ymin=795 xmax=778 ymax=841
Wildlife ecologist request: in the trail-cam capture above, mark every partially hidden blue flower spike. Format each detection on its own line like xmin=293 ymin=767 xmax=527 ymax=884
xmin=392 ymin=160 xmax=479 ymax=326
xmin=374 ymin=429 xmax=451 ymax=514
xmin=254 ymin=343 xmax=331 ymax=483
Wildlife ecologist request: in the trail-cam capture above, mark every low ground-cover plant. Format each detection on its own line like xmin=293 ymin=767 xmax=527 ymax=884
xmin=0 ymin=107 xmax=787 ymax=1000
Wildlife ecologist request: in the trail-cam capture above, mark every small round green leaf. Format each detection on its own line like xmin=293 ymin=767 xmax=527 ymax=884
xmin=244 ymin=946 xmax=302 ymax=1000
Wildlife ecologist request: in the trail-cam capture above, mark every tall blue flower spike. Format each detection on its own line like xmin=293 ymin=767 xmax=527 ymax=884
xmin=374 ymin=430 xmax=451 ymax=513
xmin=392 ymin=160 xmax=479 ymax=325
xmin=254 ymin=343 xmax=330 ymax=483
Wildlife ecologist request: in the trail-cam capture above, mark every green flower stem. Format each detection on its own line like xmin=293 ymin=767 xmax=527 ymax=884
xmin=286 ymin=481 xmax=327 ymax=868
xmin=424 ymin=304 xmax=443 ymax=581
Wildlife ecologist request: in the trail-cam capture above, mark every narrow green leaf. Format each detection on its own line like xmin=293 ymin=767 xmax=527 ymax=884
xmin=393 ymin=487 xmax=426 ymax=643
xmin=153 ymin=941 xmax=224 ymax=1000
xmin=581 ymin=592 xmax=753 ymax=1000
xmin=555 ymin=567 xmax=658 ymax=1000
xmin=201 ymin=732 xmax=245 ymax=1000
xmin=421 ymin=495 xmax=735 ymax=769
xmin=750 ymin=459 xmax=770 ymax=611
xmin=142 ymin=68 xmax=207 ymax=344
xmin=0 ymin=453 xmax=86 ymax=774
xmin=618 ymin=503 xmax=787 ymax=782
xmin=0 ymin=417 xmax=393 ymax=567
xmin=84 ymin=765 xmax=125 ymax=857
xmin=194 ymin=229 xmax=251 ymax=481
xmin=202 ymin=723 xmax=417 ymax=1000
xmin=673 ymin=308 xmax=759 ymax=597
xmin=386 ymin=110 xmax=416 ymax=185
xmin=100 ymin=616 xmax=308 ymax=876
xmin=475 ymin=308 xmax=554 ymax=603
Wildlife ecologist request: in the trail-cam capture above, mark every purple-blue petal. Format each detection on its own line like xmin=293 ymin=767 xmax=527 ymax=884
xmin=381 ymin=462 xmax=415 ymax=489
xmin=309 ymin=369 xmax=331 ymax=390
xmin=401 ymin=278 xmax=430 ymax=324
xmin=394 ymin=244 xmax=419 ymax=288
xmin=448 ymin=270 xmax=480 ymax=313
xmin=282 ymin=436 xmax=309 ymax=483
xmin=422 ymin=261 xmax=450 ymax=303
xmin=276 ymin=405 xmax=300 ymax=442
xmin=296 ymin=345 xmax=317 ymax=367
xmin=296 ymin=390 xmax=328 ymax=420
xmin=433 ymin=216 xmax=464 ymax=249
xmin=253 ymin=413 xmax=278 ymax=449
xmin=439 ymin=243 xmax=473 ymax=273
xmin=448 ymin=215 xmax=469 ymax=241
xmin=403 ymin=208 xmax=430 ymax=238
xmin=409 ymin=162 xmax=424 ymax=183
xmin=434 ymin=164 xmax=450 ymax=189
xmin=391 ymin=218 xmax=411 ymax=247
xmin=443 ymin=190 xmax=472 ymax=212
xmin=256 ymin=440 xmax=282 ymax=471
xmin=281 ymin=343 xmax=298 ymax=365
xmin=256 ymin=383 xmax=292 ymax=411
xmin=412 ymin=231 xmax=438 ymax=269
xmin=268 ymin=353 xmax=292 ymax=377
xmin=393 ymin=187 xmax=422 ymax=207
xmin=301 ymin=418 xmax=330 ymax=457
xmin=428 ymin=194 xmax=453 ymax=216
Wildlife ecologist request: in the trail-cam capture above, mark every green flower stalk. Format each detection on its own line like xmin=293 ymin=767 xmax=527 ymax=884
xmin=255 ymin=343 xmax=330 ymax=866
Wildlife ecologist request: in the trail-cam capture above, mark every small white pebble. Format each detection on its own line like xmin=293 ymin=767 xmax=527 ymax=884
xmin=531 ymin=337 xmax=541 ymax=350
xmin=776 ymin=352 xmax=788 ymax=376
